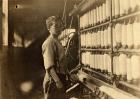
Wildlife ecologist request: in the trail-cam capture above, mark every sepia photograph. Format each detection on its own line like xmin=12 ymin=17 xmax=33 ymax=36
xmin=0 ymin=0 xmax=140 ymax=99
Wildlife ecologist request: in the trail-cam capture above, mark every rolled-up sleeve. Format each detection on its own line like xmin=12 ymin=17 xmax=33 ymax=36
xmin=43 ymin=42 xmax=55 ymax=70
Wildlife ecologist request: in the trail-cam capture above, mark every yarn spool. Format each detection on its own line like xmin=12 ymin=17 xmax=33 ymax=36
xmin=87 ymin=31 xmax=90 ymax=48
xmin=85 ymin=32 xmax=88 ymax=48
xmin=86 ymin=12 xmax=88 ymax=28
xmin=113 ymin=56 xmax=116 ymax=75
xmin=80 ymin=33 xmax=84 ymax=48
xmin=100 ymin=29 xmax=103 ymax=48
xmin=93 ymin=54 xmax=96 ymax=69
xmin=81 ymin=52 xmax=85 ymax=65
xmin=94 ymin=8 xmax=97 ymax=25
xmin=89 ymin=10 xmax=92 ymax=27
xmin=84 ymin=13 xmax=87 ymax=28
xmin=92 ymin=8 xmax=95 ymax=25
xmin=84 ymin=33 xmax=86 ymax=48
xmin=130 ymin=0 xmax=137 ymax=12
xmin=89 ymin=52 xmax=92 ymax=68
xmin=102 ymin=54 xmax=104 ymax=72
xmin=102 ymin=28 xmax=105 ymax=48
xmin=119 ymin=53 xmax=127 ymax=80
xmin=95 ymin=30 xmax=98 ymax=48
xmin=114 ymin=0 xmax=120 ymax=18
xmin=91 ymin=9 xmax=94 ymax=26
xmin=97 ymin=6 xmax=100 ymax=24
xmin=99 ymin=54 xmax=102 ymax=71
xmin=88 ymin=52 xmax=91 ymax=66
xmin=85 ymin=52 xmax=88 ymax=66
xmin=107 ymin=26 xmax=111 ymax=48
xmin=126 ymin=19 xmax=134 ymax=49
xmin=113 ymin=56 xmax=119 ymax=76
xmin=82 ymin=16 xmax=84 ymax=29
xmin=81 ymin=33 xmax=83 ymax=47
xmin=80 ymin=34 xmax=83 ymax=47
xmin=94 ymin=54 xmax=97 ymax=70
xmin=87 ymin=11 xmax=89 ymax=27
xmin=90 ymin=31 xmax=93 ymax=48
xmin=80 ymin=16 xmax=81 ymax=29
xmin=85 ymin=52 xmax=89 ymax=66
xmin=131 ymin=55 xmax=140 ymax=85
xmin=91 ymin=31 xmax=95 ymax=48
xmin=85 ymin=14 xmax=87 ymax=28
xmin=100 ymin=4 xmax=103 ymax=23
xmin=112 ymin=0 xmax=115 ymax=18
xmin=126 ymin=55 xmax=132 ymax=83
xmin=83 ymin=15 xmax=85 ymax=29
xmin=115 ymin=23 xmax=122 ymax=48
xmin=113 ymin=24 xmax=116 ymax=48
xmin=107 ymin=54 xmax=112 ymax=74
xmin=97 ymin=28 xmax=101 ymax=48
xmin=103 ymin=2 xmax=106 ymax=22
xmin=90 ymin=10 xmax=92 ymax=26
xmin=121 ymin=21 xmax=127 ymax=49
xmin=104 ymin=27 xmax=108 ymax=48
xmin=84 ymin=53 xmax=86 ymax=65
xmin=82 ymin=33 xmax=85 ymax=48
xmin=102 ymin=54 xmax=105 ymax=72
xmin=86 ymin=12 xmax=89 ymax=27
xmin=115 ymin=55 xmax=120 ymax=76
xmin=99 ymin=5 xmax=101 ymax=23
xmin=82 ymin=15 xmax=84 ymax=29
xmin=136 ymin=0 xmax=140 ymax=10
xmin=104 ymin=54 xmax=108 ymax=73
xmin=133 ymin=17 xmax=140 ymax=49
xmin=123 ymin=0 xmax=130 ymax=14
xmin=119 ymin=0 xmax=125 ymax=16
xmin=96 ymin=54 xmax=100 ymax=70
xmin=106 ymin=0 xmax=111 ymax=21
xmin=90 ymin=53 xmax=95 ymax=69
xmin=98 ymin=54 xmax=102 ymax=71
xmin=101 ymin=27 xmax=104 ymax=48
xmin=80 ymin=17 xmax=82 ymax=29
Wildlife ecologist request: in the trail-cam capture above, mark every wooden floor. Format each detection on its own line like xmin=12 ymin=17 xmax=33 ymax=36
xmin=0 ymin=45 xmax=44 ymax=99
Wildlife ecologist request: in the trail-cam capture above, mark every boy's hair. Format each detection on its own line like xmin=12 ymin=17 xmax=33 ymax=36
xmin=46 ymin=16 xmax=63 ymax=30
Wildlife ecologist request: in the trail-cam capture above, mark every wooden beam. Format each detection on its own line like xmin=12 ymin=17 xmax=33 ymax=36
xmin=0 ymin=1 xmax=2 ymax=46
xmin=2 ymin=0 xmax=8 ymax=46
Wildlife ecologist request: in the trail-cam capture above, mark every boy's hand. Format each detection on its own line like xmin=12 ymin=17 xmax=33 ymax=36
xmin=55 ymin=80 xmax=64 ymax=89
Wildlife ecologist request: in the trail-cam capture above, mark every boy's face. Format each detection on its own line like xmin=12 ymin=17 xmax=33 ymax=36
xmin=49 ymin=20 xmax=64 ymax=35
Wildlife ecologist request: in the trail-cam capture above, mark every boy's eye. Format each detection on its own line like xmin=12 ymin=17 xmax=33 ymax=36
xmin=55 ymin=24 xmax=61 ymax=28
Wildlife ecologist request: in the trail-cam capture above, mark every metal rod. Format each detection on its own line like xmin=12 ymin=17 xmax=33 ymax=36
xmin=81 ymin=48 xmax=111 ymax=52
xmin=80 ymin=21 xmax=110 ymax=32
xmin=83 ymin=67 xmax=111 ymax=80
xmin=110 ymin=0 xmax=114 ymax=75
xmin=77 ymin=15 xmax=82 ymax=65
xmin=113 ymin=11 xmax=140 ymax=22
xmin=114 ymin=49 xmax=140 ymax=55
xmin=119 ymin=81 xmax=140 ymax=92
xmin=79 ymin=70 xmax=112 ymax=87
